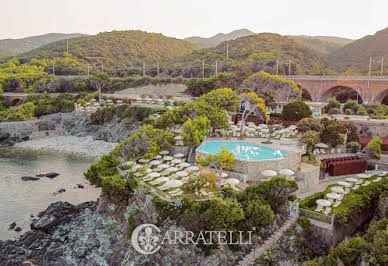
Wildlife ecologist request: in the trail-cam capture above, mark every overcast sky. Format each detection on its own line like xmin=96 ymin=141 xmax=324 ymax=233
xmin=1 ymin=0 xmax=387 ymax=40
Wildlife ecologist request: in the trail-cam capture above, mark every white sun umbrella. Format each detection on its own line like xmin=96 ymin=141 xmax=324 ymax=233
xmin=179 ymin=162 xmax=191 ymax=169
xmin=316 ymin=199 xmax=331 ymax=207
xmin=163 ymin=156 xmax=174 ymax=161
xmin=327 ymin=193 xmax=341 ymax=200
xmin=171 ymin=159 xmax=182 ymax=165
xmin=337 ymin=181 xmax=352 ymax=188
xmin=186 ymin=166 xmax=200 ymax=172
xmin=331 ymin=186 xmax=345 ymax=194
xmin=357 ymin=174 xmax=369 ymax=179
xmin=176 ymin=171 xmax=189 ymax=177
xmin=166 ymin=167 xmax=179 ymax=173
xmin=145 ymin=168 xmax=152 ymax=174
xmin=123 ymin=161 xmax=136 ymax=167
xmin=345 ymin=177 xmax=358 ymax=183
xmin=138 ymin=158 xmax=150 ymax=164
xmin=155 ymin=155 xmax=162 ymax=159
xmin=225 ymin=178 xmax=240 ymax=185
xmin=151 ymin=177 xmax=169 ymax=184
xmin=288 ymin=125 xmax=297 ymax=130
xmin=158 ymin=164 xmax=170 ymax=170
xmin=164 ymin=180 xmax=184 ymax=188
xmin=134 ymin=172 xmax=145 ymax=177
xmin=147 ymin=172 xmax=160 ymax=179
xmin=216 ymin=172 xmax=228 ymax=178
xmin=315 ymin=143 xmax=329 ymax=149
xmin=261 ymin=129 xmax=270 ymax=133
xmin=149 ymin=160 xmax=162 ymax=166
xmin=174 ymin=153 xmax=185 ymax=158
xmin=279 ymin=169 xmax=295 ymax=176
xmin=159 ymin=150 xmax=169 ymax=155
xmin=261 ymin=170 xmax=277 ymax=177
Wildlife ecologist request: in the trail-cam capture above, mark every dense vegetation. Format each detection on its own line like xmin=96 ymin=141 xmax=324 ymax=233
xmin=0 ymin=33 xmax=84 ymax=55
xmin=288 ymin=35 xmax=352 ymax=55
xmin=300 ymin=176 xmax=388 ymax=225
xmin=184 ymin=29 xmax=255 ymax=48
xmin=19 ymin=30 xmax=199 ymax=76
xmin=328 ymin=27 xmax=388 ymax=74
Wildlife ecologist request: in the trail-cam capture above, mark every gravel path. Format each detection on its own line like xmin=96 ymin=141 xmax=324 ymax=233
xmin=14 ymin=136 xmax=118 ymax=158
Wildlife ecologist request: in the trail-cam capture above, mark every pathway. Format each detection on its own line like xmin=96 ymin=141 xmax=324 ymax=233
xmin=238 ymin=213 xmax=299 ymax=266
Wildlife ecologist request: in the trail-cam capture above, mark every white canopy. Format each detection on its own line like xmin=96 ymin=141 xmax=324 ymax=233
xmin=225 ymin=178 xmax=240 ymax=185
xmin=174 ymin=153 xmax=185 ymax=158
xmin=164 ymin=180 xmax=184 ymax=188
xmin=159 ymin=150 xmax=169 ymax=155
xmin=179 ymin=162 xmax=191 ymax=168
xmin=316 ymin=199 xmax=331 ymax=207
xmin=176 ymin=171 xmax=189 ymax=177
xmin=149 ymin=160 xmax=162 ymax=166
xmin=147 ymin=172 xmax=161 ymax=179
xmin=171 ymin=159 xmax=182 ymax=164
xmin=357 ymin=174 xmax=369 ymax=179
xmin=138 ymin=159 xmax=150 ymax=164
xmin=279 ymin=169 xmax=295 ymax=176
xmin=345 ymin=177 xmax=358 ymax=183
xmin=123 ymin=161 xmax=136 ymax=167
xmin=174 ymin=135 xmax=184 ymax=140
xmin=337 ymin=181 xmax=352 ymax=188
xmin=163 ymin=156 xmax=174 ymax=161
xmin=326 ymin=193 xmax=341 ymax=200
xmin=153 ymin=177 xmax=169 ymax=183
xmin=315 ymin=143 xmax=329 ymax=148
xmin=331 ymin=186 xmax=345 ymax=194
xmin=158 ymin=164 xmax=170 ymax=169
xmin=261 ymin=170 xmax=277 ymax=177
xmin=186 ymin=166 xmax=200 ymax=172
xmin=155 ymin=155 xmax=162 ymax=159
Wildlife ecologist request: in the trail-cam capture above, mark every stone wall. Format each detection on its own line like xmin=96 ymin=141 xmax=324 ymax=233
xmin=310 ymin=205 xmax=376 ymax=247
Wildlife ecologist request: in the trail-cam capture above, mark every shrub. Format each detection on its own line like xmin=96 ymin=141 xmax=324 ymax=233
xmin=357 ymin=107 xmax=367 ymax=116
xmin=328 ymin=107 xmax=340 ymax=115
xmin=282 ymin=100 xmax=312 ymax=121
xmin=101 ymin=174 xmax=135 ymax=205
xmin=366 ymin=136 xmax=383 ymax=159
xmin=297 ymin=118 xmax=323 ymax=133
xmin=344 ymin=109 xmax=353 ymax=115
xmin=347 ymin=141 xmax=361 ymax=153
xmin=84 ymin=154 xmax=121 ymax=186
xmin=343 ymin=100 xmax=358 ymax=114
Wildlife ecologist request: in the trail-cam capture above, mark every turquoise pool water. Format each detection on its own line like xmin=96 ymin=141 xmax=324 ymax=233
xmin=197 ymin=141 xmax=290 ymax=160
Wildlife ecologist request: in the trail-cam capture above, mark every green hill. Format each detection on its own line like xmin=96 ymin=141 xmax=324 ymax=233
xmin=20 ymin=30 xmax=199 ymax=69
xmin=171 ymin=33 xmax=335 ymax=75
xmin=328 ymin=27 xmax=388 ymax=73
xmin=185 ymin=29 xmax=255 ymax=48
xmin=288 ymin=35 xmax=353 ymax=55
xmin=0 ymin=33 xmax=85 ymax=55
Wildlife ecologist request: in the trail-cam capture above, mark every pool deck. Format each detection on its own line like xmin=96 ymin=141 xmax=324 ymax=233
xmin=203 ymin=136 xmax=304 ymax=154
xmin=196 ymin=137 xmax=304 ymax=181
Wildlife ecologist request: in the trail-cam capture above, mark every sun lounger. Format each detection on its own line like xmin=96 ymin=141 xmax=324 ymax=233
xmin=315 ymin=206 xmax=323 ymax=212
xmin=351 ymin=185 xmax=360 ymax=190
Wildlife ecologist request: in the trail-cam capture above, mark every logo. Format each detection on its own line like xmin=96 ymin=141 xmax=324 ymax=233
xmin=131 ymin=224 xmax=161 ymax=255
xmin=131 ymin=223 xmax=253 ymax=255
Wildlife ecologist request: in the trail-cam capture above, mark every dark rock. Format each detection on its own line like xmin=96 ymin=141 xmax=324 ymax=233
xmin=76 ymin=184 xmax=84 ymax=189
xmin=21 ymin=136 xmax=30 ymax=141
xmin=9 ymin=222 xmax=16 ymax=230
xmin=57 ymin=189 xmax=66 ymax=194
xmin=45 ymin=173 xmax=60 ymax=178
xmin=21 ymin=176 xmax=40 ymax=181
xmin=14 ymin=227 xmax=22 ymax=232
xmin=36 ymin=174 xmax=45 ymax=177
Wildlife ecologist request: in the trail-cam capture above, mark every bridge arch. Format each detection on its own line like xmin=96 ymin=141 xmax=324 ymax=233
xmin=321 ymin=86 xmax=363 ymax=103
xmin=374 ymin=89 xmax=388 ymax=104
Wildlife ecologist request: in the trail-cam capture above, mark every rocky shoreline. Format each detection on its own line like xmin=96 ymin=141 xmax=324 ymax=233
xmin=14 ymin=136 xmax=118 ymax=159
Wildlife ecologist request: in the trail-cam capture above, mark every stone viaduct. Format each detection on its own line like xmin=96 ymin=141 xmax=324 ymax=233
xmin=283 ymin=76 xmax=388 ymax=103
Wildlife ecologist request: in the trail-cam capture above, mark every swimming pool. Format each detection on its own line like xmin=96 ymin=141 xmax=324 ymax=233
xmin=197 ymin=141 xmax=290 ymax=161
